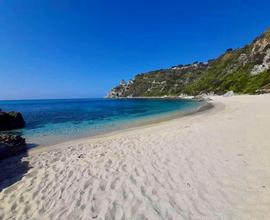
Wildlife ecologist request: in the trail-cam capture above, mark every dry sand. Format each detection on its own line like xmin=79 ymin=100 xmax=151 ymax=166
xmin=0 ymin=95 xmax=270 ymax=220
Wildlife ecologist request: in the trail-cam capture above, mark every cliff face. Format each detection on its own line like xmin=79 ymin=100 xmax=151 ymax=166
xmin=107 ymin=28 xmax=270 ymax=98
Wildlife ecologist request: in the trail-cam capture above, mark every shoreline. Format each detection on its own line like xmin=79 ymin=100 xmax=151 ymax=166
xmin=28 ymin=100 xmax=213 ymax=155
xmin=1 ymin=94 xmax=270 ymax=219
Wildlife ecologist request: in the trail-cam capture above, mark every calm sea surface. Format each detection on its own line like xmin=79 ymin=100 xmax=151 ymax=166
xmin=0 ymin=98 xmax=202 ymax=147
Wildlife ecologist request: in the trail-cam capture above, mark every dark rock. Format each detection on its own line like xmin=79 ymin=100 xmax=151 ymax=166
xmin=0 ymin=134 xmax=26 ymax=160
xmin=0 ymin=111 xmax=25 ymax=131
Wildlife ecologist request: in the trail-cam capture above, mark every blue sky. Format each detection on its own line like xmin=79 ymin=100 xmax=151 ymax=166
xmin=0 ymin=0 xmax=270 ymax=100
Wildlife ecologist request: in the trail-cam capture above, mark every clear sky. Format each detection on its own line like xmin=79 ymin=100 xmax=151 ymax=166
xmin=0 ymin=0 xmax=270 ymax=100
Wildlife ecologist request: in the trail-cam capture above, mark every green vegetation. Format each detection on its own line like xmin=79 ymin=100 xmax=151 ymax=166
xmin=108 ymin=28 xmax=270 ymax=97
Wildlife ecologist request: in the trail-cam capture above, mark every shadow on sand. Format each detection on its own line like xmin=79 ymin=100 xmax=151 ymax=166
xmin=0 ymin=143 xmax=38 ymax=192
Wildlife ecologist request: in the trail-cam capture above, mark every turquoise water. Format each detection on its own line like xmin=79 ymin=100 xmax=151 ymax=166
xmin=0 ymin=98 xmax=202 ymax=147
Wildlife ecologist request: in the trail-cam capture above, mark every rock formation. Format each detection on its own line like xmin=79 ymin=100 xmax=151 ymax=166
xmin=0 ymin=134 xmax=26 ymax=159
xmin=0 ymin=111 xmax=25 ymax=131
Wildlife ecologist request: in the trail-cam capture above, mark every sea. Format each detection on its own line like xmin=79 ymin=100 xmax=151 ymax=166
xmin=0 ymin=98 xmax=203 ymax=147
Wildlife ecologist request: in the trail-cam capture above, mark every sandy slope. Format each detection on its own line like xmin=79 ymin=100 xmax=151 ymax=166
xmin=0 ymin=95 xmax=270 ymax=220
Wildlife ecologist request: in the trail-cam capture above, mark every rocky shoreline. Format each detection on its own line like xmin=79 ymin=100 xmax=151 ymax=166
xmin=0 ymin=109 xmax=26 ymax=159
xmin=0 ymin=134 xmax=26 ymax=160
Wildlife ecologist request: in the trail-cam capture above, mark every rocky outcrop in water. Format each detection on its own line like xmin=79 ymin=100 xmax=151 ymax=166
xmin=0 ymin=134 xmax=26 ymax=159
xmin=0 ymin=110 xmax=25 ymax=131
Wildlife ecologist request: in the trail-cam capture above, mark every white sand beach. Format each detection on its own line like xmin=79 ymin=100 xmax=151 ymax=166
xmin=0 ymin=95 xmax=270 ymax=220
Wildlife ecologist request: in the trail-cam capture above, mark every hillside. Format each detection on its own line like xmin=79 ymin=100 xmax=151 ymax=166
xmin=107 ymin=28 xmax=270 ymax=98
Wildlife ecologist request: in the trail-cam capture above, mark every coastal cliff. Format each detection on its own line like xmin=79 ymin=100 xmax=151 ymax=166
xmin=107 ymin=28 xmax=270 ymax=98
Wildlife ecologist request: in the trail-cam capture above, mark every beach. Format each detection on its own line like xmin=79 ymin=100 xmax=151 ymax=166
xmin=0 ymin=94 xmax=270 ymax=219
